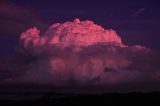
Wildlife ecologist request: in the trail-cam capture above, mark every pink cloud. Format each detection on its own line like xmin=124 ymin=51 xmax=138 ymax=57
xmin=2 ymin=19 xmax=160 ymax=88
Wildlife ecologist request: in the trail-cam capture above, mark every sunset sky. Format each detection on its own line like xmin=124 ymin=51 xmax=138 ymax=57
xmin=0 ymin=0 xmax=160 ymax=92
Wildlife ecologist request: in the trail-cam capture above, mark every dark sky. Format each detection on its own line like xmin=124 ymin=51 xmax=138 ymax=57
xmin=0 ymin=0 xmax=160 ymax=57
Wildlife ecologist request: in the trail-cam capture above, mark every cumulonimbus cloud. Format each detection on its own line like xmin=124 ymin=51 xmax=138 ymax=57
xmin=4 ymin=19 xmax=160 ymax=87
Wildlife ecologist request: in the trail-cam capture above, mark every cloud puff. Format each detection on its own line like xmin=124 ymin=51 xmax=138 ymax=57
xmin=3 ymin=19 xmax=160 ymax=87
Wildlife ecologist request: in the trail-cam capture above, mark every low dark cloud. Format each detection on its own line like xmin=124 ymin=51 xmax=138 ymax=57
xmin=0 ymin=1 xmax=48 ymax=36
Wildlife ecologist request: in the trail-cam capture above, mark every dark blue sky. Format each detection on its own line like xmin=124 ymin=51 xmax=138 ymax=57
xmin=0 ymin=0 xmax=160 ymax=56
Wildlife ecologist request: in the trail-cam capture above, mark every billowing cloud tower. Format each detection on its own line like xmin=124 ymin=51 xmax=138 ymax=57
xmin=20 ymin=19 xmax=124 ymax=52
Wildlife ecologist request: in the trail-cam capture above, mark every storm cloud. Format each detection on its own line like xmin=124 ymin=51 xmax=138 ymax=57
xmin=2 ymin=19 xmax=160 ymax=88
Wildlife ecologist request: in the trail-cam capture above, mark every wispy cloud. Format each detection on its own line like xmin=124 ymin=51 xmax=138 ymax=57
xmin=131 ymin=8 xmax=146 ymax=18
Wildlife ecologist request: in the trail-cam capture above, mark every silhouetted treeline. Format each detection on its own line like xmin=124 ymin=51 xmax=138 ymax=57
xmin=0 ymin=92 xmax=160 ymax=105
